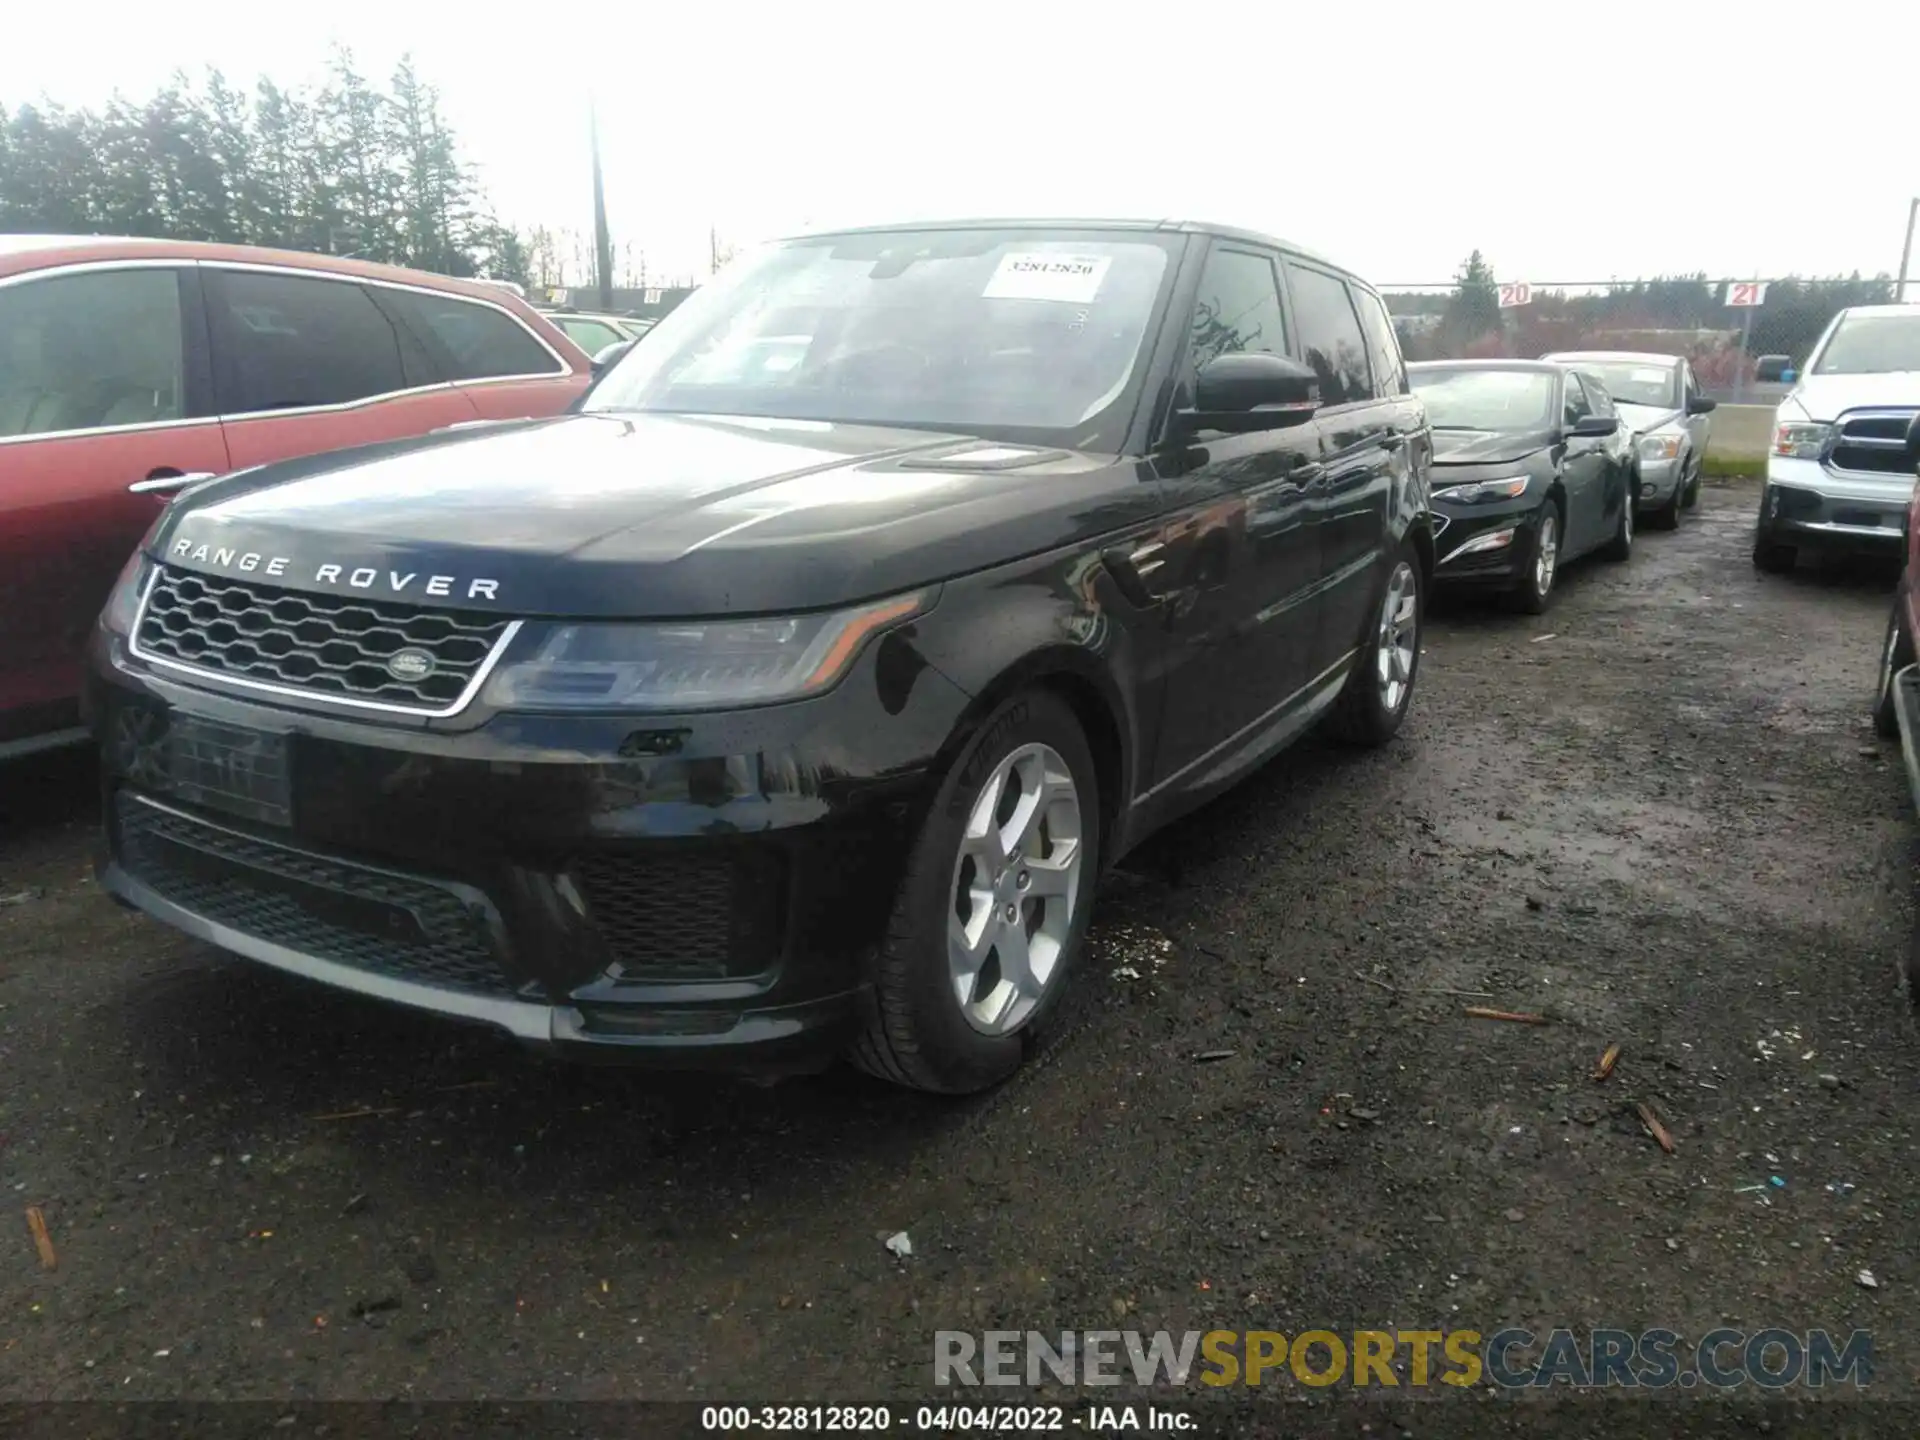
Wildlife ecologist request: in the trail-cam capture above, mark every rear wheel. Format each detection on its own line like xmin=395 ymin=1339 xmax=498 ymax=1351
xmin=851 ymin=690 xmax=1100 ymax=1094
xmin=1507 ymin=503 xmax=1560 ymax=615
xmin=1323 ymin=543 xmax=1422 ymax=746
xmin=1873 ymin=575 xmax=1914 ymax=739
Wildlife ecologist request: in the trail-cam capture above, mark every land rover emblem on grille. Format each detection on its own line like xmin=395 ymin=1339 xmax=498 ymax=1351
xmin=387 ymin=648 xmax=437 ymax=683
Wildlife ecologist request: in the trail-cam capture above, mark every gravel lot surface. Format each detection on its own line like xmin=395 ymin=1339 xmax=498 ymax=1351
xmin=3 ymin=482 xmax=1916 ymax=1435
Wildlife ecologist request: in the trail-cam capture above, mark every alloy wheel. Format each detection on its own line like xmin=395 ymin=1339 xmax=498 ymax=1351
xmin=947 ymin=743 xmax=1084 ymax=1036
xmin=1376 ymin=561 xmax=1418 ymax=715
xmin=1535 ymin=512 xmax=1559 ymax=598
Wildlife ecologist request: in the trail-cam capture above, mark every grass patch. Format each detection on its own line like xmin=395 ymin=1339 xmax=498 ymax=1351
xmin=1701 ymin=453 xmax=1767 ymax=483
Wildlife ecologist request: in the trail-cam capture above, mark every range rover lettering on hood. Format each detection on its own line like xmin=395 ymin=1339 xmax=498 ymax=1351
xmin=166 ymin=537 xmax=501 ymax=602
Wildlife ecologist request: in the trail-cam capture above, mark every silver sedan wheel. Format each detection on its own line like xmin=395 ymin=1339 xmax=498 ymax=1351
xmin=1535 ymin=512 xmax=1559 ymax=598
xmin=1376 ymin=560 xmax=1418 ymax=714
xmin=948 ymin=742 xmax=1084 ymax=1036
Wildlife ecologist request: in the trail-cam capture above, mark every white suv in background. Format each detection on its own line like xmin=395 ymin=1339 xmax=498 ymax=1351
xmin=1753 ymin=303 xmax=1920 ymax=573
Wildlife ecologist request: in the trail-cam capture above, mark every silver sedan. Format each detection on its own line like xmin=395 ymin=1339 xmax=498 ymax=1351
xmin=1542 ymin=351 xmax=1718 ymax=528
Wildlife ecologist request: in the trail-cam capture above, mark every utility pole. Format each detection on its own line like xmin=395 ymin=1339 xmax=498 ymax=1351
xmin=1899 ymin=197 xmax=1919 ymax=304
xmin=589 ymin=99 xmax=614 ymax=312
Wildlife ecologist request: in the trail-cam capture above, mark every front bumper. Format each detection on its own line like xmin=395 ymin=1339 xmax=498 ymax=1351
xmin=1757 ymin=460 xmax=1911 ymax=549
xmin=1430 ymin=500 xmax=1545 ymax=589
xmin=87 ymin=629 xmax=971 ymax=1069
xmin=1635 ymin=456 xmax=1683 ymax=507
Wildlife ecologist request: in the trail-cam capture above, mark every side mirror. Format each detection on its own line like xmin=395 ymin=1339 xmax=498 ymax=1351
xmin=1176 ymin=353 xmax=1320 ymax=436
xmin=1568 ymin=414 xmax=1618 ymax=438
xmin=591 ymin=339 xmax=635 ymax=378
xmin=1686 ymin=395 xmax=1718 ymax=415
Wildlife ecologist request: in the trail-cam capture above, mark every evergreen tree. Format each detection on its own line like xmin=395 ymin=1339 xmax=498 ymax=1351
xmin=1442 ymin=249 xmax=1501 ymax=348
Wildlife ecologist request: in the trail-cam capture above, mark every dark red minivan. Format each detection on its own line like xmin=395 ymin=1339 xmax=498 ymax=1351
xmin=0 ymin=236 xmax=594 ymax=759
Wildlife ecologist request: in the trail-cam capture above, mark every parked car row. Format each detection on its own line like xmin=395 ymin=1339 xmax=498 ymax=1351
xmin=6 ymin=219 xmax=1719 ymax=1096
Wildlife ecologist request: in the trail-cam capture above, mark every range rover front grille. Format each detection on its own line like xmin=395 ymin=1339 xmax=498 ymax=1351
xmin=1830 ymin=409 xmax=1917 ymax=477
xmin=116 ymin=793 xmax=515 ymax=996
xmin=134 ymin=567 xmax=514 ymax=713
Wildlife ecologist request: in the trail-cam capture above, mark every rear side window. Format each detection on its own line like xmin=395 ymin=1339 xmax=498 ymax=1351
xmin=1189 ymin=246 xmax=1287 ymax=370
xmin=0 ymin=268 xmax=186 ymax=438
xmin=1351 ymin=287 xmax=1408 ymax=396
xmin=383 ymin=291 xmax=566 ymax=380
xmin=207 ymin=270 xmax=412 ymax=415
xmin=1283 ymin=262 xmax=1376 ymax=406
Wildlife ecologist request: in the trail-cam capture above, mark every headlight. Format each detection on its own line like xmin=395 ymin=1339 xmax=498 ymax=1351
xmin=1433 ymin=475 xmax=1530 ymax=503
xmin=1638 ymin=433 xmax=1683 ymax=462
xmin=101 ymin=551 xmax=152 ymax=636
xmin=1773 ymin=422 xmax=1831 ymax=460
xmin=480 ymin=590 xmax=931 ymax=712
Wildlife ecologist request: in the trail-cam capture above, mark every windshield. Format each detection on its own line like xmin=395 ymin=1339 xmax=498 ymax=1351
xmin=1561 ymin=360 xmax=1678 ymax=409
xmin=582 ymin=229 xmax=1177 ymax=448
xmin=1409 ymin=368 xmax=1556 ymax=430
xmin=1813 ymin=311 xmax=1920 ymax=375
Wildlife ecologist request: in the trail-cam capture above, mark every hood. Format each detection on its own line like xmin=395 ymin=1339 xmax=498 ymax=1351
xmin=1783 ymin=372 xmax=1920 ymax=423
xmin=1612 ymin=400 xmax=1683 ymax=436
xmin=151 ymin=412 xmax=1152 ymax=619
xmin=1430 ymin=427 xmax=1556 ymax=466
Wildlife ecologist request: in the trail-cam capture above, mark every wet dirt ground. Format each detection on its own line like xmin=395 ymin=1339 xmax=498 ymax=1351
xmin=3 ymin=482 xmax=1917 ymax=1432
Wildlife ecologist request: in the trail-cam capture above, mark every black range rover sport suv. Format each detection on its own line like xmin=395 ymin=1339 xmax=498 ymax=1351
xmin=88 ymin=219 xmax=1435 ymax=1093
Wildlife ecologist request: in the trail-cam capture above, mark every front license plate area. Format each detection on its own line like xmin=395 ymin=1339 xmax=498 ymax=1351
xmin=168 ymin=716 xmax=293 ymax=827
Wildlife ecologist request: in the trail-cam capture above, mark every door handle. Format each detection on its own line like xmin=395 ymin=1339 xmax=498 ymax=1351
xmin=1382 ymin=433 xmax=1407 ymax=451
xmin=129 ymin=471 xmax=218 ymax=495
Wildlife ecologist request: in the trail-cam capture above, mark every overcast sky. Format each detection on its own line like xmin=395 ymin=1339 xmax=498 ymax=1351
xmin=5 ymin=0 xmax=1917 ymax=288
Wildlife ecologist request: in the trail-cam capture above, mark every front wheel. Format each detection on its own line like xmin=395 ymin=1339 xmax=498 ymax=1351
xmin=850 ymin=690 xmax=1100 ymax=1094
xmin=1753 ymin=529 xmax=1797 ymax=574
xmin=1600 ymin=481 xmax=1635 ymax=561
xmin=1323 ymin=543 xmax=1422 ymax=747
xmin=1508 ymin=503 xmax=1560 ymax=615
xmin=1873 ymin=575 xmax=1914 ymax=739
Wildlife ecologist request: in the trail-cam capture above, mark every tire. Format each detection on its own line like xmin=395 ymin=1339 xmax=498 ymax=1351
xmin=1752 ymin=529 xmax=1797 ymax=574
xmin=1873 ymin=574 xmax=1914 ymax=739
xmin=1323 ymin=542 xmax=1422 ymax=747
xmin=1682 ymin=460 xmax=1702 ymax=509
xmin=1507 ymin=502 xmax=1561 ymax=615
xmin=1600 ymin=480 xmax=1635 ymax=561
xmin=850 ymin=689 xmax=1101 ymax=1094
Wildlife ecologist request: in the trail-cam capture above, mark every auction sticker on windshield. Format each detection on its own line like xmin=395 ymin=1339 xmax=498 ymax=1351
xmin=983 ymin=252 xmax=1112 ymax=304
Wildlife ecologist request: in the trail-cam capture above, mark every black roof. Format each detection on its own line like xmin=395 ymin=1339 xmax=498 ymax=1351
xmin=777 ymin=217 xmax=1355 ymax=286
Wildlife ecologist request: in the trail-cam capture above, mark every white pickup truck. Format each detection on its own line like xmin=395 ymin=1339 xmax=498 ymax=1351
xmin=1752 ymin=302 xmax=1920 ymax=572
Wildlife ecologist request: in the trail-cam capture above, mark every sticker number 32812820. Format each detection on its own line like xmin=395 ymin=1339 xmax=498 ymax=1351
xmin=982 ymin=252 xmax=1112 ymax=304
